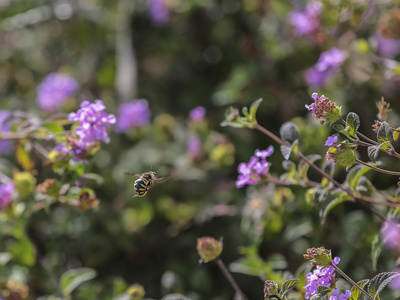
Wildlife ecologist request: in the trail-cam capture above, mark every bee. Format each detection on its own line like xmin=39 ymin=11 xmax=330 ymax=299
xmin=124 ymin=170 xmax=165 ymax=198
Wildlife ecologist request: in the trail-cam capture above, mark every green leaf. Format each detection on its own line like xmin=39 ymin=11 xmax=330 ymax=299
xmin=336 ymin=148 xmax=356 ymax=170
xmin=60 ymin=268 xmax=97 ymax=297
xmin=367 ymin=145 xmax=380 ymax=163
xmin=42 ymin=122 xmax=65 ymax=134
xmin=371 ymin=234 xmax=383 ymax=271
xmin=377 ymin=121 xmax=392 ymax=143
xmin=242 ymin=106 xmax=249 ymax=117
xmin=9 ymin=227 xmax=36 ymax=266
xmin=310 ymin=285 xmax=332 ymax=299
xmin=378 ymin=141 xmax=392 ymax=151
xmin=346 ymin=112 xmax=361 ymax=137
xmin=280 ymin=140 xmax=298 ymax=160
xmin=16 ymin=139 xmax=34 ymax=171
xmin=319 ymin=192 xmax=352 ymax=223
xmin=279 ymin=278 xmax=299 ymax=299
xmin=332 ymin=123 xmax=345 ymax=133
xmin=350 ymin=279 xmax=369 ymax=300
xmin=365 ymin=272 xmax=400 ymax=299
xmin=393 ymin=127 xmax=400 ymax=141
xmin=347 ymin=164 xmax=371 ymax=191
xmin=249 ymin=98 xmax=263 ymax=122
xmin=279 ymin=122 xmax=298 ymax=145
xmin=298 ymin=155 xmax=321 ymax=180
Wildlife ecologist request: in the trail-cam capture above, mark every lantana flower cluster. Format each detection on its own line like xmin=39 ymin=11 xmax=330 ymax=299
xmin=306 ymin=93 xmax=341 ymax=125
xmin=289 ymin=1 xmax=322 ymax=36
xmin=380 ymin=219 xmax=400 ymax=251
xmin=51 ymin=100 xmax=116 ymax=163
xmin=36 ymin=73 xmax=79 ymax=112
xmin=115 ymin=99 xmax=150 ymax=133
xmin=236 ymin=146 xmax=274 ymax=188
xmin=305 ymin=48 xmax=346 ymax=88
xmin=148 ymin=0 xmax=169 ymax=24
xmin=304 ymin=257 xmax=348 ymax=299
xmin=0 ymin=182 xmax=14 ymax=211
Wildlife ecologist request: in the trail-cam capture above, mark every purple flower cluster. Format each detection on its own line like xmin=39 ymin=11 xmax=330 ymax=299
xmin=374 ymin=33 xmax=400 ymax=58
xmin=305 ymin=92 xmax=341 ymax=125
xmin=0 ymin=182 xmax=14 ymax=210
xmin=305 ymin=48 xmax=346 ymax=88
xmin=304 ymin=257 xmax=340 ymax=299
xmin=36 ymin=73 xmax=79 ymax=112
xmin=69 ymin=100 xmax=116 ymax=149
xmin=148 ymin=0 xmax=169 ymax=25
xmin=0 ymin=111 xmax=12 ymax=154
xmin=380 ymin=220 xmax=400 ymax=251
xmin=390 ymin=269 xmax=400 ymax=290
xmin=236 ymin=146 xmax=274 ymax=188
xmin=289 ymin=1 xmax=322 ymax=36
xmin=187 ymin=135 xmax=202 ymax=160
xmin=189 ymin=106 xmax=206 ymax=122
xmin=115 ymin=99 xmax=151 ymax=133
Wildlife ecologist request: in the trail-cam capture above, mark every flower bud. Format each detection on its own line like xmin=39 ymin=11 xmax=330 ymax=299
xmin=127 ymin=284 xmax=145 ymax=300
xmin=13 ymin=171 xmax=36 ymax=199
xmin=264 ymin=280 xmax=279 ymax=299
xmin=197 ymin=237 xmax=223 ymax=263
xmin=36 ymin=179 xmax=61 ymax=200
xmin=303 ymin=247 xmax=332 ymax=267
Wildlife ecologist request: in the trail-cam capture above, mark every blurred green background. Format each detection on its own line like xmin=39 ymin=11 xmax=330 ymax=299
xmin=1 ymin=0 xmax=400 ymax=299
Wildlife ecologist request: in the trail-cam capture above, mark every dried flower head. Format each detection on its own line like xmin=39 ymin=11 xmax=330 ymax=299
xmin=306 ymin=93 xmax=341 ymax=124
xmin=304 ymin=247 xmax=332 ymax=267
xmin=264 ymin=280 xmax=279 ymax=298
xmin=127 ymin=284 xmax=145 ymax=300
xmin=197 ymin=237 xmax=223 ymax=263
xmin=376 ymin=97 xmax=391 ymax=121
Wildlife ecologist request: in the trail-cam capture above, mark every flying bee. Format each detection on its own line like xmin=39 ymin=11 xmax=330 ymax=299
xmin=124 ymin=170 xmax=166 ymax=198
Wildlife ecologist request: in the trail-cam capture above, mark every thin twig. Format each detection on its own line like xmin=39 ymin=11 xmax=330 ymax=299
xmin=255 ymin=124 xmax=386 ymax=221
xmin=355 ymin=159 xmax=400 ymax=176
xmin=215 ymin=258 xmax=248 ymax=300
xmin=332 ymin=264 xmax=374 ymax=300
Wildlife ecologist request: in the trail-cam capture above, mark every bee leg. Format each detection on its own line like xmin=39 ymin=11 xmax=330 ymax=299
xmin=133 ymin=194 xmax=143 ymax=198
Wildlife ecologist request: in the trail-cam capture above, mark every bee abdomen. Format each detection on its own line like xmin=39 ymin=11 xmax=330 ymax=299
xmin=134 ymin=178 xmax=149 ymax=196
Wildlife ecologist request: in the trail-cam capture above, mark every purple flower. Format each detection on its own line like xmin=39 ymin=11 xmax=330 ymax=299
xmin=329 ymin=289 xmax=351 ymax=300
xmin=380 ymin=220 xmax=400 ymax=251
xmin=304 ymin=256 xmax=340 ymax=299
xmin=0 ymin=182 xmax=14 ymax=210
xmin=36 ymin=73 xmax=79 ymax=112
xmin=0 ymin=110 xmax=12 ymax=154
xmin=305 ymin=48 xmax=346 ymax=88
xmin=289 ymin=1 xmax=322 ymax=36
xmin=69 ymin=100 xmax=116 ymax=149
xmin=325 ymin=135 xmax=338 ymax=147
xmin=390 ymin=269 xmax=400 ymax=290
xmin=305 ymin=92 xmax=341 ymax=124
xmin=189 ymin=106 xmax=206 ymax=122
xmin=375 ymin=33 xmax=400 ymax=57
xmin=115 ymin=99 xmax=151 ymax=133
xmin=148 ymin=0 xmax=169 ymax=25
xmin=255 ymin=146 xmax=274 ymax=160
xmin=236 ymin=146 xmax=273 ymax=188
xmin=187 ymin=135 xmax=202 ymax=159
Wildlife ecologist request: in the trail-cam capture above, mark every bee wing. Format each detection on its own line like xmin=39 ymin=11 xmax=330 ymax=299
xmin=153 ymin=176 xmax=170 ymax=183
xmin=124 ymin=171 xmax=142 ymax=177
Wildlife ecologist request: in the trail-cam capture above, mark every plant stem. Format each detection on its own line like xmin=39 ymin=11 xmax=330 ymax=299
xmin=331 ymin=264 xmax=374 ymax=300
xmin=215 ymin=258 xmax=248 ymax=300
xmin=255 ymin=124 xmax=386 ymax=221
xmin=356 ymin=131 xmax=379 ymax=145
xmin=355 ymin=159 xmax=400 ymax=176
